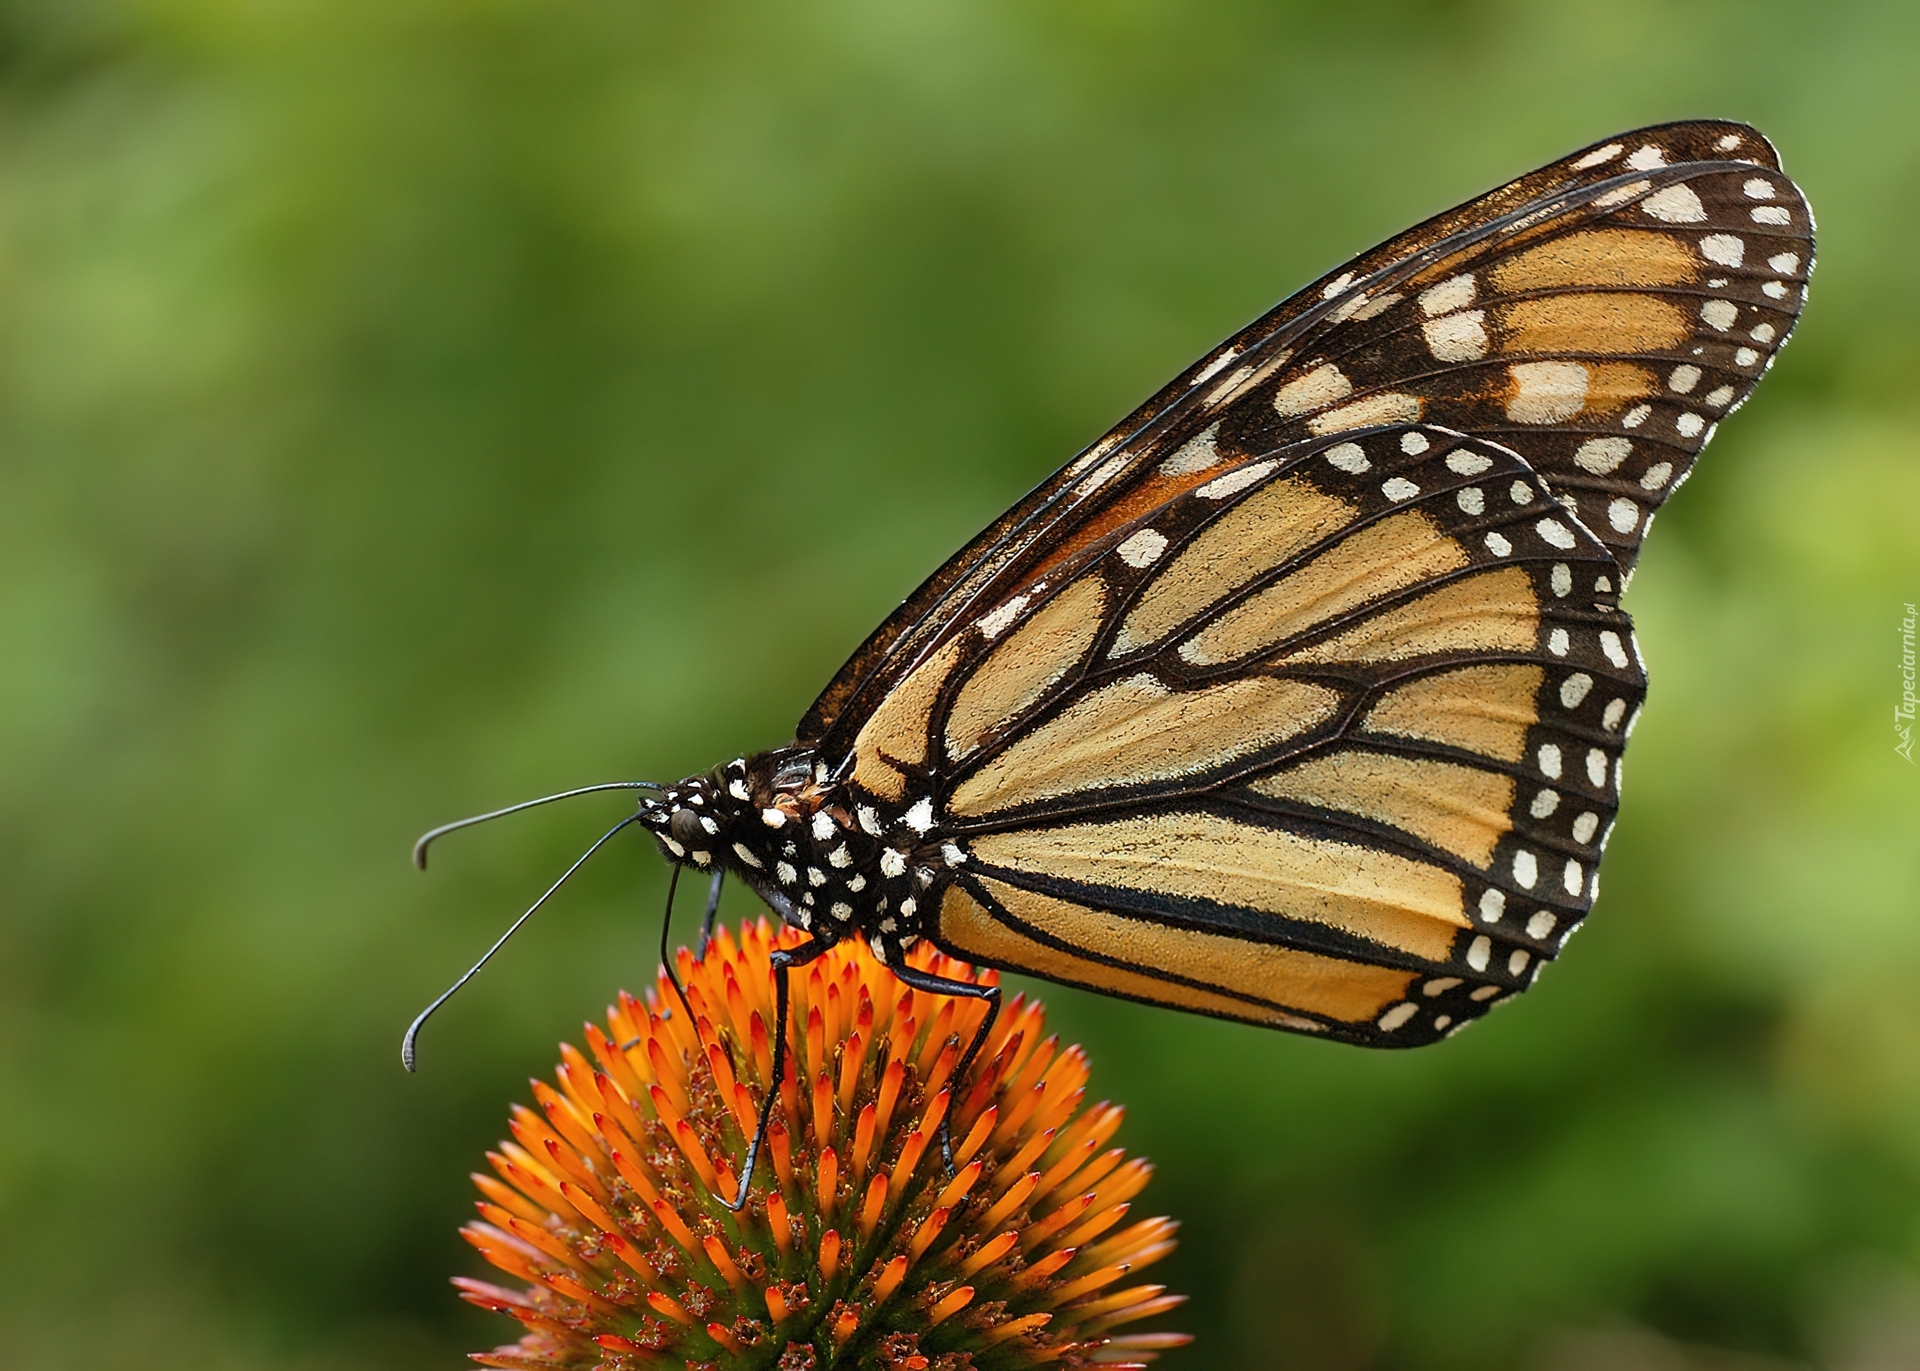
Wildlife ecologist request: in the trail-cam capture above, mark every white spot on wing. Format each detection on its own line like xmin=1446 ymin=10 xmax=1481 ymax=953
xmin=1159 ymin=423 xmax=1222 ymax=476
xmin=1626 ymin=145 xmax=1667 ymax=170
xmin=1560 ymin=673 xmax=1592 ymax=708
xmin=1419 ymin=274 xmax=1477 ymax=317
xmin=1324 ymin=442 xmax=1370 ymax=474
xmin=1118 ymin=528 xmax=1169 ymax=568
xmin=1742 ymin=178 xmax=1775 ymax=200
xmin=1750 ymin=205 xmax=1791 ymax=226
xmin=1274 ymin=362 xmax=1353 ymax=416
xmin=1572 ymin=143 xmax=1623 ymax=169
xmin=1196 ymin=459 xmax=1278 ymax=501
xmin=1700 ymin=234 xmax=1744 ymax=267
xmin=1423 ymin=310 xmax=1490 ymax=362
xmin=1446 ymin=450 xmax=1493 ymax=476
xmin=904 ymin=798 xmax=935 ymax=833
xmin=1507 ymin=361 xmax=1589 ymax=424
xmin=1382 ymin=477 xmax=1420 ymax=502
xmin=1640 ymin=184 xmax=1706 ymax=223
xmin=1574 ymin=437 xmax=1631 ymax=474
xmin=1534 ymin=518 xmax=1577 ymax=549
xmin=1700 ymin=299 xmax=1738 ymax=331
xmin=1668 ymin=364 xmax=1702 ymax=394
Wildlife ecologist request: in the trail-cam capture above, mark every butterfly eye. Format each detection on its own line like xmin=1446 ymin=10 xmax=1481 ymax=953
xmin=771 ymin=757 xmax=813 ymax=791
xmin=669 ymin=807 xmax=707 ymax=850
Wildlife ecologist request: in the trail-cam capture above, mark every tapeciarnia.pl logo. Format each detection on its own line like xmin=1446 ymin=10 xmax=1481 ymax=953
xmin=1899 ymin=602 xmax=1917 ymax=764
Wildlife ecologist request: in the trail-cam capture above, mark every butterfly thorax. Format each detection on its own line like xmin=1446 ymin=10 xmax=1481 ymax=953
xmin=637 ymin=747 xmax=944 ymax=964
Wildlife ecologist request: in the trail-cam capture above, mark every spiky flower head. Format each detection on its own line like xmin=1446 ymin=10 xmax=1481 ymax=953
xmin=457 ymin=919 xmax=1189 ymax=1369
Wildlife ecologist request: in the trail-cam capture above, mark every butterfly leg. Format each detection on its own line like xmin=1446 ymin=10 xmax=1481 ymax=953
xmin=722 ymin=934 xmax=831 ymax=1212
xmin=699 ymin=869 xmax=725 ymax=958
xmin=656 ymin=864 xmax=700 ymax=1024
xmin=658 ymin=868 xmax=729 ymax=1028
xmin=886 ymin=960 xmax=1002 ymax=1171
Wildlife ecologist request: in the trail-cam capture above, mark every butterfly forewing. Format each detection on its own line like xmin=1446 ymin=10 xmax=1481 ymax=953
xmin=800 ymin=120 xmax=1807 ymax=756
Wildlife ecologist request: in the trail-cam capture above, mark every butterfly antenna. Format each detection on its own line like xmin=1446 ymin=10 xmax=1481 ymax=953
xmin=412 ymin=781 xmax=663 ymax=869
xmin=402 ymin=813 xmax=643 ymax=1071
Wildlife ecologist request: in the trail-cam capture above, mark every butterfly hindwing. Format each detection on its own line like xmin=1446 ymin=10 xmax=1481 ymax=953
xmin=900 ymin=424 xmax=1640 ymax=1044
xmin=800 ymin=120 xmax=1807 ymax=758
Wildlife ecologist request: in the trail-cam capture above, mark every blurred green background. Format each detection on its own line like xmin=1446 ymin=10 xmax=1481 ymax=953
xmin=2 ymin=1 xmax=1917 ymax=1367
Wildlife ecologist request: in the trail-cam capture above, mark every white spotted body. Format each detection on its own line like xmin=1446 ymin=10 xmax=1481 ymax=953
xmin=638 ymin=751 xmax=942 ymax=964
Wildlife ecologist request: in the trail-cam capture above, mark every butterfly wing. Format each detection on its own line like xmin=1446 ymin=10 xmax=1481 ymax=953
xmin=864 ymin=423 xmax=1642 ymax=1044
xmin=801 ymin=120 xmax=1809 ymax=757
xmin=801 ymin=122 xmax=1808 ymax=1044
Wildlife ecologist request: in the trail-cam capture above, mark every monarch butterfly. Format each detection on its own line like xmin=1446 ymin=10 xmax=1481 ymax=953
xmin=408 ymin=120 xmax=1811 ymax=1207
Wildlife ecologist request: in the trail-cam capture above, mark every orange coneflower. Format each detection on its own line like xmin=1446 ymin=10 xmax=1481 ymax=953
xmin=457 ymin=919 xmax=1189 ymax=1369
